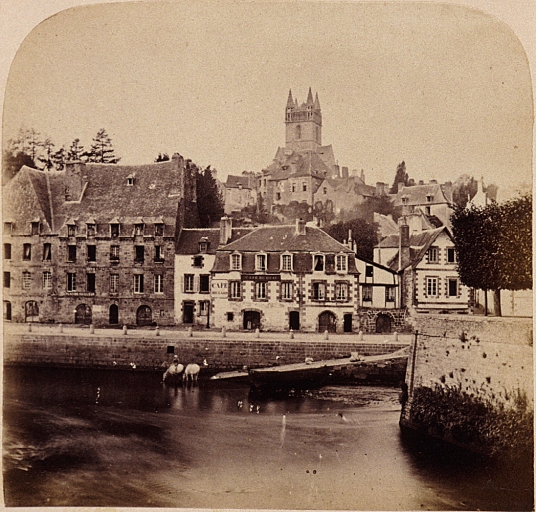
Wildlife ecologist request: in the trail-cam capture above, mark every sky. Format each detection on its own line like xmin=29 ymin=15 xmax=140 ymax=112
xmin=1 ymin=0 xmax=534 ymax=200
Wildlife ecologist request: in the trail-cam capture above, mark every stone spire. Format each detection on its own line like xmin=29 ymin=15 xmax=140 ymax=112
xmin=314 ymin=92 xmax=320 ymax=109
xmin=286 ymin=89 xmax=294 ymax=108
xmin=306 ymin=87 xmax=314 ymax=105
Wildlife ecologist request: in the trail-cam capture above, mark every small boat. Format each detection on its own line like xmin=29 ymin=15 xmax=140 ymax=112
xmin=249 ymin=360 xmax=331 ymax=391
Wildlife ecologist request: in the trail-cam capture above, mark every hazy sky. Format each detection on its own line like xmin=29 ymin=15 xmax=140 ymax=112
xmin=2 ymin=1 xmax=533 ymax=198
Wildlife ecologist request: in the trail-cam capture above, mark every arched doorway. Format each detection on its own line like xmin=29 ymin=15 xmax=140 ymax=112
xmin=136 ymin=305 xmax=153 ymax=326
xmin=25 ymin=301 xmax=39 ymax=322
xmin=109 ymin=304 xmax=119 ymax=324
xmin=376 ymin=314 xmax=392 ymax=333
xmin=289 ymin=311 xmax=300 ymax=331
xmin=243 ymin=310 xmax=261 ymax=330
xmin=75 ymin=304 xmax=92 ymax=325
xmin=4 ymin=301 xmax=12 ymax=321
xmin=318 ymin=311 xmax=337 ymax=333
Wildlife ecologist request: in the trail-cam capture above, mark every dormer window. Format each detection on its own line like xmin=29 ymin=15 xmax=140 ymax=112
xmin=230 ymin=253 xmax=242 ymax=271
xmin=86 ymin=224 xmax=96 ymax=237
xmin=401 ymin=196 xmax=409 ymax=204
xmin=127 ymin=176 xmax=134 ymax=186
xmin=281 ymin=253 xmax=293 ymax=272
xmin=426 ymin=195 xmax=433 ymax=203
xmin=68 ymin=225 xmax=76 ymax=237
xmin=110 ymin=224 xmax=120 ymax=238
xmin=198 ymin=238 xmax=209 ymax=253
xmin=134 ymin=223 xmax=144 ymax=236
xmin=155 ymin=223 xmax=164 ymax=237
xmin=313 ymin=254 xmax=324 ymax=272
xmin=336 ymin=254 xmax=348 ymax=272
xmin=256 ymin=253 xmax=267 ymax=271
xmin=3 ymin=222 xmax=12 ymax=234
xmin=31 ymin=222 xmax=40 ymax=236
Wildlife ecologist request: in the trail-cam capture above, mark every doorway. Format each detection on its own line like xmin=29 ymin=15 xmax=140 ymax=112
xmin=289 ymin=311 xmax=300 ymax=331
xmin=109 ymin=304 xmax=119 ymax=324
xmin=136 ymin=305 xmax=153 ymax=326
xmin=75 ymin=303 xmax=92 ymax=325
xmin=318 ymin=311 xmax=336 ymax=333
xmin=4 ymin=301 xmax=12 ymax=320
xmin=243 ymin=310 xmax=261 ymax=330
xmin=183 ymin=302 xmax=194 ymax=324
xmin=343 ymin=313 xmax=353 ymax=333
xmin=375 ymin=314 xmax=392 ymax=333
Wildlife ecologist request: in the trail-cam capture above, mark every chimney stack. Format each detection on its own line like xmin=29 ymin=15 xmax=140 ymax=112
xmin=398 ymin=219 xmax=410 ymax=271
xmin=219 ymin=216 xmax=233 ymax=245
xmin=296 ymin=218 xmax=306 ymax=236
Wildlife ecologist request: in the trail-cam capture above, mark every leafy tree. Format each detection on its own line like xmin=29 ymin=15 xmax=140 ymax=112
xmin=324 ymin=218 xmax=379 ymax=260
xmin=450 ymin=194 xmax=532 ymax=316
xmin=84 ymin=129 xmax=120 ymax=163
xmin=313 ymin=199 xmax=335 ymax=226
xmin=452 ymin=174 xmax=478 ymax=207
xmin=2 ymin=149 xmax=35 ymax=184
xmin=155 ymin=153 xmax=170 ymax=162
xmin=389 ymin=160 xmax=409 ymax=194
xmin=196 ymin=165 xmax=224 ymax=227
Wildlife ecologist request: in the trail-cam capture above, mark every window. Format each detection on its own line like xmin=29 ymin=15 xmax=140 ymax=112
xmin=231 ymin=253 xmax=242 ymax=270
xmin=134 ymin=246 xmax=144 ymax=263
xmin=313 ymin=254 xmax=324 ymax=271
xmin=110 ymin=245 xmax=119 ymax=261
xmin=68 ymin=225 xmax=76 ymax=237
xmin=43 ymin=243 xmax=51 ymax=261
xmin=312 ymin=282 xmax=326 ymax=300
xmin=425 ymin=206 xmax=431 ymax=215
xmin=134 ymin=274 xmax=144 ymax=293
xmin=447 ymin=248 xmax=456 ymax=263
xmin=302 ymin=182 xmax=307 ymax=192
xmin=154 ymin=274 xmax=164 ymax=294
xmin=199 ymin=301 xmax=209 ymax=316
xmin=184 ymin=274 xmax=194 ymax=292
xmin=43 ymin=271 xmax=52 ymax=289
xmin=296 ymin=125 xmax=301 ymax=139
xmin=427 ymin=247 xmax=438 ymax=263
xmin=200 ymin=274 xmax=210 ymax=293
xmin=386 ymin=286 xmax=396 ymax=302
xmin=22 ymin=272 xmax=32 ymax=290
xmin=4 ymin=222 xmax=13 ymax=234
xmin=87 ymin=245 xmax=96 ymax=262
xmin=276 ymin=192 xmax=281 ymax=201
xmin=193 ymin=256 xmax=203 ymax=268
xmin=291 ymin=183 xmax=296 ymax=192
xmin=256 ymin=253 xmax=267 ymax=271
xmin=4 ymin=271 xmax=10 ymax=288
xmin=87 ymin=273 xmax=96 ymax=293
xmin=155 ymin=224 xmax=164 ymax=236
xmin=426 ymin=195 xmax=433 ymax=203
xmin=365 ymin=265 xmax=373 ymax=278
xmin=227 ymin=312 xmax=234 ymax=322
xmin=31 ymin=222 xmax=40 ymax=235
xmin=127 ymin=177 xmax=134 ymax=186
xmin=448 ymin=278 xmax=458 ymax=297
xmin=198 ymin=241 xmax=208 ymax=253
xmin=256 ymin=281 xmax=267 ymax=299
xmin=67 ymin=273 xmax=76 ymax=292
xmin=401 ymin=197 xmax=408 ymax=204
xmin=4 ymin=243 xmax=11 ymax=259
xmin=281 ymin=281 xmax=293 ymax=300
xmin=23 ymin=244 xmax=31 ymax=260
xmin=336 ymin=254 xmax=347 ymax=272
xmin=281 ymin=254 xmax=293 ymax=271
xmin=362 ymin=285 xmax=373 ymax=301
xmin=134 ymin=224 xmax=144 ymax=236
xmin=229 ymin=281 xmax=241 ymax=299
xmin=86 ymin=224 xmax=96 ymax=237
xmin=110 ymin=224 xmax=120 ymax=238
xmin=154 ymin=246 xmax=164 ymax=262
xmin=110 ymin=274 xmax=119 ymax=293
xmin=67 ymin=245 xmax=77 ymax=262
xmin=323 ymin=187 xmax=327 ymax=194
xmin=335 ymin=282 xmax=348 ymax=301
xmin=426 ymin=277 xmax=438 ymax=297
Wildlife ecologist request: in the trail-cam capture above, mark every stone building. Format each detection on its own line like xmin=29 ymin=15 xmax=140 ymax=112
xmin=210 ymin=219 xmax=360 ymax=333
xmin=223 ymin=174 xmax=257 ymax=215
xmin=3 ymin=154 xmax=198 ymax=325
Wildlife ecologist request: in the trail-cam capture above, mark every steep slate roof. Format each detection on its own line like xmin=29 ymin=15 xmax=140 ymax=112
xmin=269 ymin=150 xmax=330 ymax=181
xmin=393 ymin=183 xmax=450 ymax=207
xmin=176 ymin=227 xmax=255 ymax=254
xmin=225 ymin=175 xmax=252 ymax=189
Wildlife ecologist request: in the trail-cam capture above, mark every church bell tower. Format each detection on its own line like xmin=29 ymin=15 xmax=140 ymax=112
xmin=285 ymin=88 xmax=322 ymax=152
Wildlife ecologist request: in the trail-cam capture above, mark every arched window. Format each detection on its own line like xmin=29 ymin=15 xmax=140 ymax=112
xmin=296 ymin=125 xmax=301 ymax=140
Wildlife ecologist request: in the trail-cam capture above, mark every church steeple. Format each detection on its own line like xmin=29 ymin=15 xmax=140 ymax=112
xmin=286 ymin=89 xmax=294 ymax=108
xmin=306 ymin=87 xmax=314 ymax=105
xmin=314 ymin=92 xmax=320 ymax=109
xmin=284 ymin=88 xmax=322 ymax=151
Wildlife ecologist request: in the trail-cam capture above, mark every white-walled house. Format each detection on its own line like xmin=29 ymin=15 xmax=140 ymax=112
xmin=210 ymin=220 xmax=360 ymax=333
xmin=354 ymin=257 xmax=400 ymax=309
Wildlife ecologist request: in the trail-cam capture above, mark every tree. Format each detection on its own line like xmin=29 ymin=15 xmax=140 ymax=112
xmin=324 ymin=218 xmax=379 ymax=260
xmin=452 ymin=174 xmax=478 ymax=207
xmin=37 ymin=138 xmax=56 ymax=171
xmin=84 ymin=129 xmax=120 ymax=163
xmin=2 ymin=148 xmax=35 ymax=184
xmin=196 ymin=165 xmax=224 ymax=227
xmin=155 ymin=153 xmax=170 ymax=162
xmin=67 ymin=138 xmax=85 ymax=161
xmin=450 ymin=194 xmax=532 ymax=316
xmin=389 ymin=160 xmax=409 ymax=194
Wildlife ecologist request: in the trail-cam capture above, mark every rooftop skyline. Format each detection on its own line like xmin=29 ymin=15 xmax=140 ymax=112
xmin=2 ymin=1 xmax=533 ymax=200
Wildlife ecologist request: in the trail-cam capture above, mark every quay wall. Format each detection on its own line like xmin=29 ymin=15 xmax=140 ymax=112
xmin=401 ymin=314 xmax=533 ymax=456
xmin=3 ymin=331 xmax=407 ymax=372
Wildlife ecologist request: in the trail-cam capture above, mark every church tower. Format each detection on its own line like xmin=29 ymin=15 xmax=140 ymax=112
xmin=285 ymin=88 xmax=322 ymax=152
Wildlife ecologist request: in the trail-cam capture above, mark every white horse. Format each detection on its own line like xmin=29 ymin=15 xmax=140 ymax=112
xmin=183 ymin=363 xmax=201 ymax=382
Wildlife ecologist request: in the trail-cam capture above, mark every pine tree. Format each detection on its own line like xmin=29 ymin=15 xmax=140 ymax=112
xmin=196 ymin=165 xmax=224 ymax=227
xmin=389 ymin=161 xmax=409 ymax=194
xmin=84 ymin=129 xmax=120 ymax=163
xmin=67 ymin=139 xmax=85 ymax=161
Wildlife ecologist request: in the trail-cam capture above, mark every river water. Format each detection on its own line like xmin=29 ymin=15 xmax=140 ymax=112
xmin=3 ymin=366 xmax=533 ymax=510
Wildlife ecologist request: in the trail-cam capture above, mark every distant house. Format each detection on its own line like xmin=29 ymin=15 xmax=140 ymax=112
xmin=2 ymin=154 xmax=198 ymax=325
xmin=223 ymin=174 xmax=257 ymax=215
xmin=174 ymin=217 xmax=253 ymax=326
xmin=211 ymin=220 xmax=359 ymax=332
xmin=375 ymin=222 xmax=470 ymax=313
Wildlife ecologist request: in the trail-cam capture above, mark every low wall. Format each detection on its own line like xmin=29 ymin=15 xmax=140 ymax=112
xmin=3 ymin=332 xmax=407 ymax=372
xmin=401 ymin=314 xmax=533 ymax=458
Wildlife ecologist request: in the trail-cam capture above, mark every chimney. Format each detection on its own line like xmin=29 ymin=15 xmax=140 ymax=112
xmin=360 ymin=169 xmax=365 ymax=183
xmin=429 ymin=179 xmax=437 ymax=184
xmin=64 ymin=161 xmax=85 ymax=201
xmin=397 ymin=181 xmax=405 ymax=193
xmin=219 ymin=216 xmax=233 ymax=245
xmin=341 ymin=166 xmax=349 ymax=179
xmin=419 ymin=180 xmax=424 ymax=186
xmin=398 ymin=219 xmax=410 ymax=271
xmin=296 ymin=218 xmax=306 ymax=236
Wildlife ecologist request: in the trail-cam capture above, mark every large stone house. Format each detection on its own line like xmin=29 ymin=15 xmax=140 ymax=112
xmin=223 ymin=174 xmax=257 ymax=215
xmin=3 ymin=154 xmax=197 ymax=325
xmin=210 ymin=220 xmax=360 ymax=333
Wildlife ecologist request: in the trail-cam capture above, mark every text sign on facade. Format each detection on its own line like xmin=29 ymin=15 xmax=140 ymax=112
xmin=211 ymin=280 xmax=228 ymax=296
xmin=241 ymin=274 xmax=281 ymax=282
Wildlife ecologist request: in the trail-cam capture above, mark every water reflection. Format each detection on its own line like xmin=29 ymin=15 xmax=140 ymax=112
xmin=3 ymin=366 xmax=533 ymax=510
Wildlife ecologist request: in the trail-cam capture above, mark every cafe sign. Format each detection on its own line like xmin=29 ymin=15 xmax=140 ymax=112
xmin=211 ymin=280 xmax=228 ymax=297
xmin=241 ymin=274 xmax=281 ymax=282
